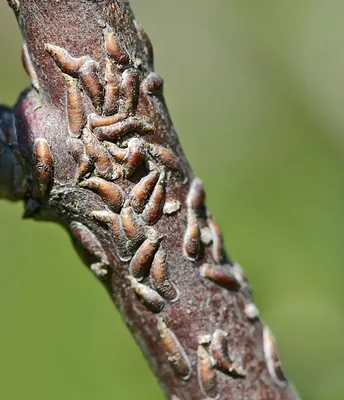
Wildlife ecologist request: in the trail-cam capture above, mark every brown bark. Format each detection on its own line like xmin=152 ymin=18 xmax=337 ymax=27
xmin=0 ymin=1 xmax=300 ymax=399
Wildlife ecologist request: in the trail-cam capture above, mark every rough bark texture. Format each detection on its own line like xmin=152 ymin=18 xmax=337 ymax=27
xmin=1 ymin=1 xmax=300 ymax=399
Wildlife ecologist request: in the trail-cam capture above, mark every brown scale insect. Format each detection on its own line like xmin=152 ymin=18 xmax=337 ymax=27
xmin=103 ymin=59 xmax=120 ymax=116
xmin=78 ymin=59 xmax=104 ymax=112
xmin=183 ymin=208 xmax=201 ymax=261
xmin=46 ymin=44 xmax=104 ymax=112
xmin=129 ymin=228 xmax=160 ymax=281
xmin=34 ymin=138 xmax=53 ymax=197
xmin=79 ymin=177 xmax=124 ymax=213
xmin=103 ymin=24 xmax=130 ymax=65
xmin=121 ymin=138 xmax=145 ymax=176
xmin=157 ymin=319 xmax=191 ymax=380
xmin=94 ymin=146 xmax=118 ymax=181
xmin=200 ymin=264 xmax=241 ymax=291
xmin=45 ymin=44 xmax=86 ymax=75
xmin=94 ymin=117 xmax=153 ymax=142
xmin=187 ymin=178 xmax=205 ymax=215
xmin=151 ymin=247 xmax=179 ymax=302
xmin=120 ymin=203 xmax=146 ymax=251
xmin=232 ymin=262 xmax=250 ymax=289
xmin=141 ymin=170 xmax=166 ymax=225
xmin=141 ymin=72 xmax=164 ymax=95
xmin=145 ymin=143 xmax=181 ymax=172
xmin=70 ymin=221 xmax=109 ymax=277
xmin=63 ymin=74 xmax=86 ymax=138
xmin=22 ymin=43 xmax=39 ymax=91
xmin=119 ymin=69 xmax=139 ymax=116
xmin=128 ymin=276 xmax=165 ymax=313
xmin=66 ymin=136 xmax=93 ymax=181
xmin=263 ymin=326 xmax=288 ymax=387
xmin=130 ymin=168 xmax=160 ymax=213
xmin=92 ymin=210 xmax=131 ymax=262
xmin=104 ymin=141 xmax=127 ymax=163
xmin=231 ymin=262 xmax=252 ymax=302
xmin=135 ymin=22 xmax=154 ymax=68
xmin=81 ymin=129 xmax=114 ymax=181
xmin=209 ymin=329 xmax=246 ymax=378
xmin=208 ymin=215 xmax=225 ymax=264
xmin=89 ymin=113 xmax=126 ymax=130
xmin=197 ymin=345 xmax=218 ymax=399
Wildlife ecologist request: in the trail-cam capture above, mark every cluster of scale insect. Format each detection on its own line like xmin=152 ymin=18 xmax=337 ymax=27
xmin=23 ymin=19 xmax=291 ymax=394
xmin=183 ymin=177 xmax=258 ymax=320
xmin=44 ymin=23 xmax=181 ymax=313
xmin=182 ymin=178 xmax=290 ymax=393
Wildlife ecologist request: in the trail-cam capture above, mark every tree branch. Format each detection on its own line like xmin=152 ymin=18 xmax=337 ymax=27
xmin=2 ymin=1 xmax=300 ymax=398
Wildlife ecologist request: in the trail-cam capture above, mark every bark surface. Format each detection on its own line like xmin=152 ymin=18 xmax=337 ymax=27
xmin=0 ymin=1 xmax=300 ymax=399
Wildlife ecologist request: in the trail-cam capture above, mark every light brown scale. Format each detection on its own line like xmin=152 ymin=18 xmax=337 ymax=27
xmin=119 ymin=69 xmax=139 ymax=115
xmin=63 ymin=74 xmax=86 ymax=138
xmin=120 ymin=203 xmax=146 ymax=251
xmin=76 ymin=156 xmax=93 ymax=181
xmin=94 ymin=117 xmax=153 ymax=142
xmin=103 ymin=59 xmax=120 ymax=116
xmin=209 ymin=329 xmax=246 ymax=378
xmin=92 ymin=210 xmax=132 ymax=262
xmin=263 ymin=326 xmax=288 ymax=386
xmin=232 ymin=262 xmax=252 ymax=300
xmin=81 ymin=130 xmax=98 ymax=161
xmin=70 ymin=221 xmax=109 ymax=278
xmin=128 ymin=276 xmax=165 ymax=313
xmin=157 ymin=319 xmax=191 ymax=380
xmin=46 ymin=44 xmax=104 ymax=112
xmin=208 ymin=215 xmax=225 ymax=264
xmin=130 ymin=168 xmax=160 ymax=213
xmin=67 ymin=137 xmax=93 ymax=181
xmin=79 ymin=177 xmax=124 ymax=212
xmin=135 ymin=23 xmax=154 ymax=68
xmin=146 ymin=143 xmax=181 ymax=172
xmin=187 ymin=178 xmax=205 ymax=215
xmin=141 ymin=72 xmax=164 ymax=95
xmin=104 ymin=142 xmax=127 ymax=163
xmin=78 ymin=59 xmax=104 ymax=113
xmin=141 ymin=170 xmax=166 ymax=225
xmin=89 ymin=113 xmax=126 ymax=130
xmin=103 ymin=24 xmax=130 ymax=65
xmin=82 ymin=129 xmax=113 ymax=180
xmin=183 ymin=209 xmax=201 ymax=261
xmin=197 ymin=346 xmax=218 ymax=399
xmin=94 ymin=145 xmax=116 ymax=180
xmin=200 ymin=264 xmax=241 ymax=291
xmin=121 ymin=138 xmax=145 ymax=176
xmin=22 ymin=43 xmax=39 ymax=91
xmin=232 ymin=262 xmax=248 ymax=284
xmin=151 ymin=247 xmax=178 ymax=302
xmin=129 ymin=228 xmax=160 ymax=281
xmin=45 ymin=44 xmax=85 ymax=75
xmin=34 ymin=138 xmax=53 ymax=197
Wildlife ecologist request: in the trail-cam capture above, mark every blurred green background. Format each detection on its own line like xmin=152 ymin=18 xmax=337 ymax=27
xmin=0 ymin=1 xmax=343 ymax=399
